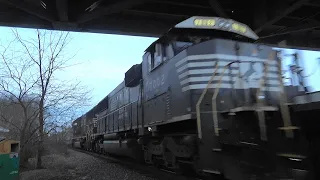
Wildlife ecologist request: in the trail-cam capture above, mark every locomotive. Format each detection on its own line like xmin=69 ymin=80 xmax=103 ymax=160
xmin=72 ymin=16 xmax=320 ymax=180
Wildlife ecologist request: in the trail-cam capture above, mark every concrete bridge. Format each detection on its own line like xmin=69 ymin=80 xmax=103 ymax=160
xmin=0 ymin=0 xmax=319 ymax=49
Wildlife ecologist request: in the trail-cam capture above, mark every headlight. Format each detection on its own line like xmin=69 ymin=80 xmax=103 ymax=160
xmin=217 ymin=19 xmax=231 ymax=30
xmin=232 ymin=23 xmax=247 ymax=33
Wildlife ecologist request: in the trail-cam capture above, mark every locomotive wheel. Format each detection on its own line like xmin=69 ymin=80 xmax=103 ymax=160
xmin=193 ymin=155 xmax=202 ymax=175
xmin=192 ymin=156 xmax=224 ymax=179
xmin=151 ymin=155 xmax=161 ymax=168
xmin=163 ymin=151 xmax=175 ymax=167
xmin=144 ymin=149 xmax=153 ymax=164
xmin=173 ymin=161 xmax=183 ymax=174
xmin=163 ymin=151 xmax=182 ymax=174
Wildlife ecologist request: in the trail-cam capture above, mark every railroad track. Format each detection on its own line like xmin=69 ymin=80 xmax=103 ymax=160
xmin=70 ymin=147 xmax=202 ymax=180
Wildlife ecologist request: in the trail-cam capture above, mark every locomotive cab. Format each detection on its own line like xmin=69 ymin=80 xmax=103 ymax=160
xmin=141 ymin=16 xmax=280 ymax=134
xmin=141 ymin=16 xmax=311 ymax=179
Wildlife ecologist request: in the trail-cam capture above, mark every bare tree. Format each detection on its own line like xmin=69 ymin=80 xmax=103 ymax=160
xmin=0 ymin=28 xmax=91 ymax=168
xmin=0 ymin=39 xmax=41 ymax=166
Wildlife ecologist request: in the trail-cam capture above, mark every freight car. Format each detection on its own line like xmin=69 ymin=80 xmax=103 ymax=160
xmin=72 ymin=16 xmax=320 ymax=180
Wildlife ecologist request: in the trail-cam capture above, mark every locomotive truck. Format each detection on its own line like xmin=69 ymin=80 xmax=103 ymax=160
xmin=72 ymin=16 xmax=320 ymax=180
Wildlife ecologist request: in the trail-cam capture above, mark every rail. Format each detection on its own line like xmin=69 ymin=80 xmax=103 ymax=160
xmin=196 ymin=61 xmax=239 ymax=139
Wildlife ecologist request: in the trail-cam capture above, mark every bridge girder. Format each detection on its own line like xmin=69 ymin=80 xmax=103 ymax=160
xmin=0 ymin=0 xmax=319 ymax=49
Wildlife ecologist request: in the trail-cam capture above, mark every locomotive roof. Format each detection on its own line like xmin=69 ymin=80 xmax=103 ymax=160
xmin=145 ymin=16 xmax=259 ymax=52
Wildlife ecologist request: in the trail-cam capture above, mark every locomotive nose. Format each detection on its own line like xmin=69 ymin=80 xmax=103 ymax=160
xmin=175 ymin=40 xmax=281 ymax=95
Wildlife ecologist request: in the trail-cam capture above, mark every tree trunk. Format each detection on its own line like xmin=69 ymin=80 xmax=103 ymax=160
xmin=19 ymin=129 xmax=28 ymax=167
xmin=20 ymin=104 xmax=32 ymax=168
xmin=35 ymin=143 xmax=42 ymax=169
xmin=35 ymin=101 xmax=44 ymax=169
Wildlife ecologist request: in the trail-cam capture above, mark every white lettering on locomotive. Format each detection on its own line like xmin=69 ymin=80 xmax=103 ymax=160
xmin=235 ymin=61 xmax=264 ymax=88
xmin=145 ymin=74 xmax=165 ymax=92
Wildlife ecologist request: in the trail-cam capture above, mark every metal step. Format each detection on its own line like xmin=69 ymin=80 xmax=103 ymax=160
xmin=202 ymin=169 xmax=221 ymax=175
xmin=278 ymin=126 xmax=300 ymax=131
xmin=277 ymin=153 xmax=306 ymax=161
xmin=228 ymin=106 xmax=279 ymax=113
xmin=239 ymin=141 xmax=259 ymax=147
xmin=212 ymin=148 xmax=222 ymax=152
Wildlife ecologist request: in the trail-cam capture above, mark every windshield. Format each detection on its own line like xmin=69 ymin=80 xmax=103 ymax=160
xmin=166 ymin=28 xmax=256 ymax=54
xmin=168 ymin=28 xmax=256 ymax=45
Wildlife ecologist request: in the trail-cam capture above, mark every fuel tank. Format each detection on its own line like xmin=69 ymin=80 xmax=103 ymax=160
xmin=102 ymin=139 xmax=142 ymax=160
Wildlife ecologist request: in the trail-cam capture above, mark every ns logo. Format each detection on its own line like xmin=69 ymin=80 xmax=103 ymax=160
xmin=145 ymin=74 xmax=165 ymax=92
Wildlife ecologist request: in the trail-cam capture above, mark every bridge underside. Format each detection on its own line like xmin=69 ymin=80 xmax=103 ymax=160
xmin=0 ymin=0 xmax=320 ymax=49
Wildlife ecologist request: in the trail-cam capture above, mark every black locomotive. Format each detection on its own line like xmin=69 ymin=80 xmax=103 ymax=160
xmin=72 ymin=16 xmax=320 ymax=180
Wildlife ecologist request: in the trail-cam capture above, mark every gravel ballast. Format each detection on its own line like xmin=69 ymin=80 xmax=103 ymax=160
xmin=19 ymin=149 xmax=157 ymax=180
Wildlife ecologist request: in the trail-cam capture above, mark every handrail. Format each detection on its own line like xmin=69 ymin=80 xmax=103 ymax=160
xmin=256 ymin=53 xmax=272 ymax=105
xmin=196 ymin=62 xmax=219 ymax=139
xmin=196 ymin=61 xmax=239 ymax=139
xmin=254 ymin=52 xmax=273 ymax=141
xmin=212 ymin=61 xmax=240 ymax=136
xmin=97 ymin=101 xmax=138 ymax=120
xmin=196 ymin=51 xmax=295 ymax=140
xmin=276 ymin=52 xmax=295 ymax=138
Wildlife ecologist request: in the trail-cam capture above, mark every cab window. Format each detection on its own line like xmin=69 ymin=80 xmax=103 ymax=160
xmin=148 ymin=43 xmax=167 ymax=72
xmin=172 ymin=41 xmax=193 ymax=55
xmin=147 ymin=53 xmax=154 ymax=72
xmin=165 ymin=43 xmax=174 ymax=60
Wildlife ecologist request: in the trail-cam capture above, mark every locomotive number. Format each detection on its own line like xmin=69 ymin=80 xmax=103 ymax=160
xmin=194 ymin=19 xmax=215 ymax=27
xmin=145 ymin=74 xmax=165 ymax=92
xmin=239 ymin=62 xmax=264 ymax=88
